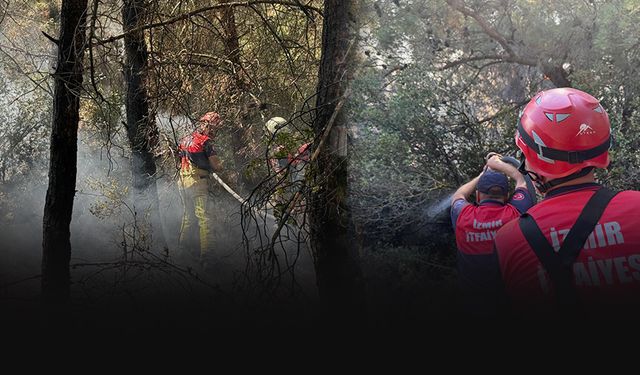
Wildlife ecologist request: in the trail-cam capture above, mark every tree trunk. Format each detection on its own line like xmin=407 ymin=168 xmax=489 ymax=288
xmin=540 ymin=62 xmax=572 ymax=88
xmin=220 ymin=1 xmax=246 ymax=90
xmin=42 ymin=0 xmax=88 ymax=306
xmin=310 ymin=0 xmax=366 ymax=326
xmin=123 ymin=0 xmax=166 ymax=251
xmin=220 ymin=1 xmax=257 ymax=190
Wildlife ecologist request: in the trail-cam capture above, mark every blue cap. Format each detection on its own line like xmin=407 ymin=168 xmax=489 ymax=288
xmin=477 ymin=170 xmax=509 ymax=195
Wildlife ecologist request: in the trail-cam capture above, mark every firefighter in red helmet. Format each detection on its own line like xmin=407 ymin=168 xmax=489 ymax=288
xmin=177 ymin=112 xmax=225 ymax=268
xmin=486 ymin=88 xmax=640 ymax=319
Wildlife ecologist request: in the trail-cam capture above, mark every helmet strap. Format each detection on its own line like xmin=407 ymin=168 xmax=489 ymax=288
xmin=535 ymin=167 xmax=595 ymax=194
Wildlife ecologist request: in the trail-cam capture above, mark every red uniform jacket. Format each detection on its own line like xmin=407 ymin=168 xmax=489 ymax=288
xmin=453 ymin=193 xmax=530 ymax=295
xmin=289 ymin=143 xmax=311 ymax=166
xmin=179 ymin=131 xmax=215 ymax=172
xmin=493 ymin=184 xmax=640 ymax=317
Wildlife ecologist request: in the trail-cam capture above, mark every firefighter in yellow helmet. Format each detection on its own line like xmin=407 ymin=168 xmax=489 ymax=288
xmin=177 ymin=112 xmax=224 ymax=267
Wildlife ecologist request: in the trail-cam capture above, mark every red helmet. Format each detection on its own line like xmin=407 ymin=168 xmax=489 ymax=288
xmin=515 ymin=88 xmax=611 ymax=179
xmin=198 ymin=111 xmax=221 ymax=126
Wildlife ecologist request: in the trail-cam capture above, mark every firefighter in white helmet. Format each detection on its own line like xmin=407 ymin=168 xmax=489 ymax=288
xmin=264 ymin=116 xmax=311 ymax=223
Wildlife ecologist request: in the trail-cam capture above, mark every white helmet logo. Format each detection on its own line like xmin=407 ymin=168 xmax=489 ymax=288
xmin=577 ymin=123 xmax=596 ymax=136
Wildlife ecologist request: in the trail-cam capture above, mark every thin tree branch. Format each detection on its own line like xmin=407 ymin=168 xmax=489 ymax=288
xmin=41 ymin=30 xmax=59 ymax=45
xmin=445 ymin=0 xmax=517 ymax=58
xmin=88 ymin=0 xmax=105 ymax=103
xmin=444 ymin=0 xmax=571 ymax=86
xmin=439 ymin=54 xmax=505 ymax=70
xmin=93 ymin=0 xmax=322 ymax=46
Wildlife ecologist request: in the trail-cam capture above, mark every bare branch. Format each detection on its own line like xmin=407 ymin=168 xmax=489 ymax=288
xmin=444 ymin=0 xmax=571 ymax=86
xmin=41 ymin=30 xmax=59 ymax=45
xmin=445 ymin=0 xmax=517 ymax=58
xmin=88 ymin=0 xmax=105 ymax=103
xmin=94 ymin=0 xmax=322 ymax=46
xmin=438 ymin=54 xmax=504 ymax=70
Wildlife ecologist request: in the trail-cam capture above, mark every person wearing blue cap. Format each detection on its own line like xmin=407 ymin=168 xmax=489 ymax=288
xmin=450 ymin=152 xmax=534 ymax=316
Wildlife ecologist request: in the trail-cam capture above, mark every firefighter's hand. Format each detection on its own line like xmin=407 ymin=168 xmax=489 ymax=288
xmin=487 ymin=154 xmax=514 ymax=174
xmin=485 ymin=151 xmax=501 ymax=161
xmin=482 ymin=152 xmax=498 ymax=171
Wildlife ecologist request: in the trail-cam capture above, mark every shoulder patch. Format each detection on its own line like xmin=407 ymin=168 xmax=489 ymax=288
xmin=512 ymin=192 xmax=525 ymax=201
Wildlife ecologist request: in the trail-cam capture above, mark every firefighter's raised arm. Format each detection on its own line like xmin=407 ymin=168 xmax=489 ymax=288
xmin=486 ymin=154 xmax=527 ymax=190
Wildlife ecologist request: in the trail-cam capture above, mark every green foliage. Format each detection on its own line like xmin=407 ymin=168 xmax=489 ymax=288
xmin=0 ymin=75 xmax=51 ymax=183
xmin=350 ymin=0 xmax=640 ymax=245
xmin=84 ymin=177 xmax=130 ymax=220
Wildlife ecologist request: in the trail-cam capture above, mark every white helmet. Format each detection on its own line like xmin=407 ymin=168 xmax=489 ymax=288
xmin=265 ymin=117 xmax=287 ymax=134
